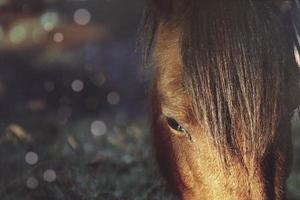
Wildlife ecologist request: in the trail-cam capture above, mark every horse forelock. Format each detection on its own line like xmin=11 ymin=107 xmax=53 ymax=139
xmin=180 ymin=0 xmax=294 ymax=165
xmin=141 ymin=0 xmax=300 ymax=166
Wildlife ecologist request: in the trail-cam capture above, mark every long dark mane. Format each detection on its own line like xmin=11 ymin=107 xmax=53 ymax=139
xmin=140 ymin=0 xmax=300 ymax=163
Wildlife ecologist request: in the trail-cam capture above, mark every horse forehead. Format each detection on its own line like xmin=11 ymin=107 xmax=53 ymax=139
xmin=154 ymin=24 xmax=182 ymax=73
xmin=154 ymin=25 xmax=183 ymax=91
xmin=154 ymin=25 xmax=184 ymax=94
xmin=153 ymin=25 xmax=195 ymax=121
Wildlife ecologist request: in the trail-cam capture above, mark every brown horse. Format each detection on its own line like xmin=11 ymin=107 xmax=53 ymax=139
xmin=140 ymin=0 xmax=300 ymax=199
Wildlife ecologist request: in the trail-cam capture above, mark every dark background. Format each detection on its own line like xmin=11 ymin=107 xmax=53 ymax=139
xmin=0 ymin=0 xmax=299 ymax=199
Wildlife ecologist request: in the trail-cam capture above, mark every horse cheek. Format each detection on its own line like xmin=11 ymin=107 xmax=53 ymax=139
xmin=152 ymin=113 xmax=182 ymax=194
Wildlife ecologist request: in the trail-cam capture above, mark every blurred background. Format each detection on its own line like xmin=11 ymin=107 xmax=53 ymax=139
xmin=0 ymin=0 xmax=299 ymax=199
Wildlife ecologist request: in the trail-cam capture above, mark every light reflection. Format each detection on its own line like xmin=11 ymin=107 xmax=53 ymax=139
xmin=9 ymin=25 xmax=27 ymax=44
xmin=53 ymin=32 xmax=64 ymax=43
xmin=71 ymin=80 xmax=84 ymax=92
xmin=25 ymin=152 xmax=39 ymax=165
xmin=40 ymin=12 xmax=59 ymax=31
xmin=73 ymin=8 xmax=91 ymax=25
xmin=91 ymin=120 xmax=107 ymax=136
xmin=26 ymin=177 xmax=39 ymax=189
xmin=43 ymin=169 xmax=57 ymax=183
xmin=107 ymin=91 xmax=120 ymax=105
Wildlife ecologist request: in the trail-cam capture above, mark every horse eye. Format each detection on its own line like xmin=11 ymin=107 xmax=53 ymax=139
xmin=165 ymin=117 xmax=193 ymax=141
xmin=166 ymin=117 xmax=186 ymax=132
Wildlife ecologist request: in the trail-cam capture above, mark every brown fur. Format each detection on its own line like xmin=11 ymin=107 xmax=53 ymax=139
xmin=141 ymin=0 xmax=300 ymax=199
xmin=151 ymin=24 xmax=294 ymax=200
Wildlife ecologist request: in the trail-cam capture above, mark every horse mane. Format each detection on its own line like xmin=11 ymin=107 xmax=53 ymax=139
xmin=140 ymin=0 xmax=300 ymax=164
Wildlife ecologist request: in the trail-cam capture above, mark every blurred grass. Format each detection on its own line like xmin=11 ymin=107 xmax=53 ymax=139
xmin=0 ymin=111 xmax=299 ymax=200
xmin=0 ymin=115 xmax=177 ymax=200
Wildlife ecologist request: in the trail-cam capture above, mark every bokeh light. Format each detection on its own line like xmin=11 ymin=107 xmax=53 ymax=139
xmin=53 ymin=32 xmax=64 ymax=43
xmin=43 ymin=169 xmax=57 ymax=183
xmin=71 ymin=80 xmax=84 ymax=92
xmin=40 ymin=12 xmax=59 ymax=31
xmin=9 ymin=25 xmax=27 ymax=44
xmin=90 ymin=120 xmax=107 ymax=136
xmin=26 ymin=177 xmax=39 ymax=190
xmin=73 ymin=8 xmax=91 ymax=25
xmin=107 ymin=92 xmax=120 ymax=105
xmin=25 ymin=152 xmax=39 ymax=165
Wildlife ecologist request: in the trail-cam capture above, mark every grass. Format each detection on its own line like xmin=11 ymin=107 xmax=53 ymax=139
xmin=0 ymin=114 xmax=177 ymax=200
xmin=0 ymin=112 xmax=299 ymax=200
